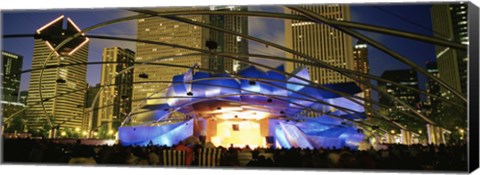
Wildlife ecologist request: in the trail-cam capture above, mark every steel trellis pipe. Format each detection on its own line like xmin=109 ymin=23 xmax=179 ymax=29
xmin=5 ymin=11 xmax=466 ymax=121
xmin=0 ymin=59 xmax=383 ymax=124
xmin=127 ymin=9 xmax=466 ymax=50
xmin=133 ymin=9 xmax=466 ymax=102
xmin=31 ymin=34 xmax=436 ymax=127
xmin=131 ymin=10 xmax=465 ymax=109
xmin=286 ymin=6 xmax=466 ymax=102
xmin=84 ymin=35 xmax=436 ymax=126
xmin=127 ymin=12 xmax=452 ymax=124
xmin=6 ymin=40 xmax=461 ymax=110
xmin=20 ymin=8 xmax=454 ymax=131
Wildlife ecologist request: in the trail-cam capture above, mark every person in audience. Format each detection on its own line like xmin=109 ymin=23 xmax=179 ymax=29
xmin=2 ymin=138 xmax=468 ymax=171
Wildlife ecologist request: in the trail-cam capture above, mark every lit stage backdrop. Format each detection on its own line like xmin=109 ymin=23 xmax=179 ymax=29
xmin=119 ymin=65 xmax=366 ymax=149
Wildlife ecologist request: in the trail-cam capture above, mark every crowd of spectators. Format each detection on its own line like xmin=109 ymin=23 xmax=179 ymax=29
xmin=2 ymin=138 xmax=467 ymax=171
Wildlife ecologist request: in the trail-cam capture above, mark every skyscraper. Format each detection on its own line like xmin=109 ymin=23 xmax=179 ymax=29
xmin=26 ymin=15 xmax=89 ymax=130
xmin=379 ymin=69 xmax=421 ymax=129
xmin=285 ymin=4 xmax=354 ymax=84
xmin=379 ymin=69 xmax=420 ymax=111
xmin=97 ymin=47 xmax=135 ymax=131
xmin=431 ymin=2 xmax=468 ymax=97
xmin=208 ymin=6 xmax=249 ymax=73
xmin=425 ymin=61 xmax=441 ymax=105
xmin=352 ymin=41 xmax=372 ymax=117
xmin=83 ymin=83 xmax=100 ymax=131
xmin=133 ymin=7 xmax=209 ymax=112
xmin=2 ymin=51 xmax=25 ymax=129
xmin=2 ymin=51 xmax=23 ymax=103
xmin=424 ymin=61 xmax=442 ymax=118
xmin=133 ymin=7 xmax=249 ymax=111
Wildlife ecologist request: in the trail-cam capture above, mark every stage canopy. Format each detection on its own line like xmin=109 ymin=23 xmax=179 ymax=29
xmin=119 ymin=65 xmax=366 ymax=149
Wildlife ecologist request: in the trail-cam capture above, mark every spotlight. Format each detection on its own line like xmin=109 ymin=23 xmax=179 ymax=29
xmin=249 ymin=81 xmax=256 ymax=85
xmin=267 ymin=99 xmax=272 ymax=103
xmin=186 ymin=91 xmax=193 ymax=96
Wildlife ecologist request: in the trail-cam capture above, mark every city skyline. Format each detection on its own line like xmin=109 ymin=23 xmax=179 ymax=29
xmin=3 ymin=4 xmax=438 ymax=94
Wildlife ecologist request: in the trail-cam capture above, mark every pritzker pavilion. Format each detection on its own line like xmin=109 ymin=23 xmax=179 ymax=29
xmin=119 ymin=65 xmax=366 ymax=149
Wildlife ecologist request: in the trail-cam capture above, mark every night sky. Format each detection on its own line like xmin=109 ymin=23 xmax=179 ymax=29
xmin=2 ymin=4 xmax=438 ymax=101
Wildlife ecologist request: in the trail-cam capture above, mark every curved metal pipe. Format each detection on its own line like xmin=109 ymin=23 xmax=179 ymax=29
xmin=6 ymin=11 xmax=464 ymax=123
xmin=84 ymin=34 xmax=436 ymax=125
xmin=13 ymin=50 xmax=462 ymax=109
xmin=136 ymin=11 xmax=464 ymax=108
xmin=21 ymin=9 xmax=453 ymax=131
xmin=127 ymin=9 xmax=466 ymax=50
xmin=286 ymin=6 xmax=466 ymax=102
xmin=34 ymin=34 xmax=436 ymax=127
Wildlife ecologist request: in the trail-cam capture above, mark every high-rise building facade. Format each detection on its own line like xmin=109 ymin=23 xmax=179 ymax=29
xmin=133 ymin=7 xmax=249 ymax=112
xmin=425 ymin=61 xmax=441 ymax=105
xmin=379 ymin=69 xmax=421 ymax=129
xmin=133 ymin=7 xmax=210 ymax=113
xmin=2 ymin=51 xmax=23 ymax=103
xmin=431 ymin=3 xmax=468 ymax=97
xmin=285 ymin=4 xmax=354 ymax=84
xmin=352 ymin=41 xmax=372 ymax=117
xmin=26 ymin=15 xmax=89 ymax=130
xmin=208 ymin=6 xmax=249 ymax=73
xmin=424 ymin=61 xmax=442 ymax=118
xmin=2 ymin=51 xmax=25 ymax=129
xmin=84 ymin=84 xmax=100 ymax=131
xmin=98 ymin=47 xmax=135 ymax=131
xmin=379 ymin=69 xmax=420 ymax=111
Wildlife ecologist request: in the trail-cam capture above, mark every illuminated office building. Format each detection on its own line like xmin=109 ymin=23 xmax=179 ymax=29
xmin=378 ymin=69 xmax=421 ymax=129
xmin=1 ymin=51 xmax=25 ymax=127
xmin=133 ymin=7 xmax=249 ymax=112
xmin=2 ymin=51 xmax=23 ymax=103
xmin=352 ymin=41 xmax=372 ymax=117
xmin=208 ymin=6 xmax=249 ymax=73
xmin=379 ymin=69 xmax=420 ymax=111
xmin=98 ymin=47 xmax=135 ymax=131
xmin=26 ymin=15 xmax=89 ymax=130
xmin=285 ymin=4 xmax=354 ymax=84
xmin=431 ymin=3 xmax=468 ymax=97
